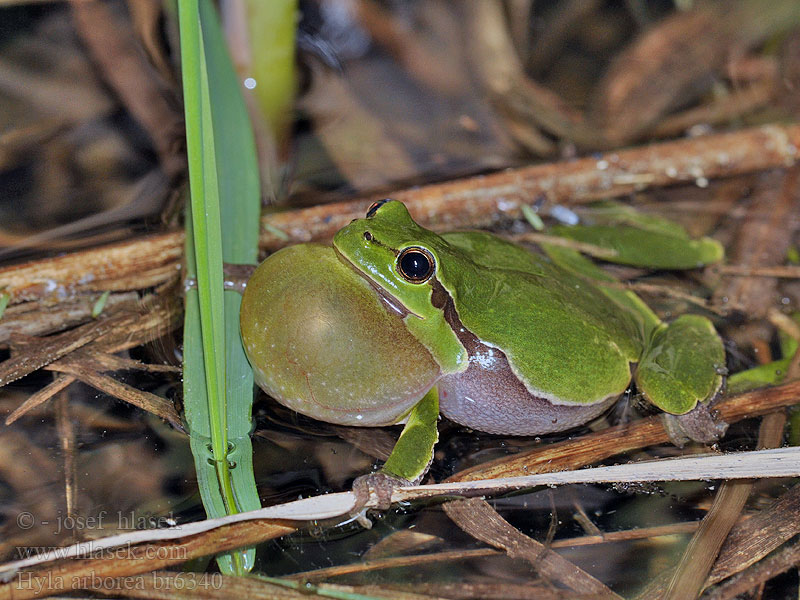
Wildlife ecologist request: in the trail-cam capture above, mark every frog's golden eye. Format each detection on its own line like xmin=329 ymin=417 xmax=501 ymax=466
xmin=397 ymin=247 xmax=435 ymax=284
xmin=366 ymin=199 xmax=390 ymax=218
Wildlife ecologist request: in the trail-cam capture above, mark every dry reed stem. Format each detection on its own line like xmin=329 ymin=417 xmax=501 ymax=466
xmin=2 ymin=123 xmax=798 ymax=306
xmin=1 ymin=233 xmax=181 ymax=305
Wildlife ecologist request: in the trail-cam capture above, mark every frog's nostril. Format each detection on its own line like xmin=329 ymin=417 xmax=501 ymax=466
xmin=364 ymin=231 xmax=373 ymax=241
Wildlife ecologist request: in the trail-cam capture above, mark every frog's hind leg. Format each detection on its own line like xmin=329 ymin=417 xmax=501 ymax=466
xmin=635 ymin=314 xmax=727 ymax=443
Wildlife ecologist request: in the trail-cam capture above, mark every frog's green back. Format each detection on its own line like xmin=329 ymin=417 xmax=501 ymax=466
xmin=440 ymin=231 xmax=644 ymax=405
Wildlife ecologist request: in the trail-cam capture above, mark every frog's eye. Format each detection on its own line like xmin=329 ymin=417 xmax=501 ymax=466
xmin=397 ymin=247 xmax=435 ymax=283
xmin=366 ymin=199 xmax=390 ymax=218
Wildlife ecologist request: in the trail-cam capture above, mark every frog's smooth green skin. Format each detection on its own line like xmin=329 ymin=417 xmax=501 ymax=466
xmin=333 ymin=200 xmax=726 ymax=436
xmin=239 ymin=243 xmax=440 ymax=427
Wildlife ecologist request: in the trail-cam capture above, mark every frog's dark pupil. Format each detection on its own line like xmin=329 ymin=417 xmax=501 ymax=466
xmin=366 ymin=199 xmax=390 ymax=218
xmin=398 ymin=248 xmax=434 ymax=283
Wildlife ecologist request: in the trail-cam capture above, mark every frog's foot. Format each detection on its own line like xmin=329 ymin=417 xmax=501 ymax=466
xmin=662 ymin=402 xmax=729 ymax=447
xmin=350 ymin=472 xmax=411 ymax=529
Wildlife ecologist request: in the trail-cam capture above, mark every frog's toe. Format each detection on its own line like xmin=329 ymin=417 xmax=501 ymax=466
xmin=350 ymin=471 xmax=411 ymax=520
xmin=662 ymin=402 xmax=728 ymax=447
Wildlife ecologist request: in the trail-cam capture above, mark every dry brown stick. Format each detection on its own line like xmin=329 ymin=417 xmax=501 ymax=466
xmin=661 ymin=412 xmax=786 ymax=599
xmin=12 ymin=352 xmax=179 ymax=428
xmin=260 ymin=122 xmax=800 ymax=250
xmin=0 ymin=292 xmax=139 ymax=346
xmin=76 ymin=352 xmax=180 ymax=374
xmin=444 ymin=498 xmax=622 ymax=599
xmin=0 ymin=317 xmax=126 ymax=387
xmin=2 ymin=295 xmax=180 ymax=424
xmin=0 ymin=520 xmax=295 ymax=600
xmin=552 ymin=521 xmax=700 ymax=548
xmin=3 ymin=122 xmax=799 ymax=306
xmin=286 ymin=548 xmax=500 ymax=582
xmin=447 ymin=379 xmax=800 ymax=482
xmin=703 ymin=540 xmax=800 ymax=600
xmin=45 ymin=361 xmax=181 ymax=429
xmin=0 ymin=291 xmax=179 ymax=388
xmin=0 ymin=232 xmax=181 ymax=305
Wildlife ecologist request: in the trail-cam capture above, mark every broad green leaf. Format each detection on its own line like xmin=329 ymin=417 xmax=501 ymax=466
xmin=552 ymin=200 xmax=723 ymax=269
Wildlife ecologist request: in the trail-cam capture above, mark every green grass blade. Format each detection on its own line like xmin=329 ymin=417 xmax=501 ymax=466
xmin=179 ymin=0 xmax=264 ymax=574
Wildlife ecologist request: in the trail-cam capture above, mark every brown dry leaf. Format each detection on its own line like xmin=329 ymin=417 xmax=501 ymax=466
xmin=463 ymin=1 xmax=601 ymax=150
xmin=68 ymin=0 xmax=184 ymax=177
xmin=592 ymin=0 xmax=800 ymax=144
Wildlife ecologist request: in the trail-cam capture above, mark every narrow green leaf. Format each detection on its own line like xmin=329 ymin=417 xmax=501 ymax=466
xmin=179 ymin=0 xmax=265 ymax=574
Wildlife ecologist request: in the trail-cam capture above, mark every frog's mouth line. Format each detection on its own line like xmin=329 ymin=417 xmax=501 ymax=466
xmin=333 ymin=246 xmax=420 ymax=320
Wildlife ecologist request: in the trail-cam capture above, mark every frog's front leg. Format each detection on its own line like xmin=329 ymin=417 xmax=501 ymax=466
xmin=635 ymin=314 xmax=728 ymax=444
xmin=351 ymin=387 xmax=439 ymax=520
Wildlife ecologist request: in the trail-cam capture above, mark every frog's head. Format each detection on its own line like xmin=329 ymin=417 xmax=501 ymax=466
xmin=333 ymin=199 xmax=467 ymax=374
xmin=334 ymin=200 xmax=446 ymax=319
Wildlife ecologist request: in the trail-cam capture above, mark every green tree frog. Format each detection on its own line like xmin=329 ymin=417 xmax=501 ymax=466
xmin=239 ymin=200 xmax=726 ymax=490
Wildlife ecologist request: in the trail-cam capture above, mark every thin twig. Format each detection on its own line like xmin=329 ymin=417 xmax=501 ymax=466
xmin=54 ymin=390 xmax=78 ymax=526
xmin=286 ymin=548 xmax=499 ymax=582
xmin=444 ymin=498 xmax=621 ymax=599
xmin=260 ymin=122 xmax=800 ymax=250
xmin=2 ymin=446 xmax=800 ymax=585
xmin=3 ymin=122 xmax=799 ymax=306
